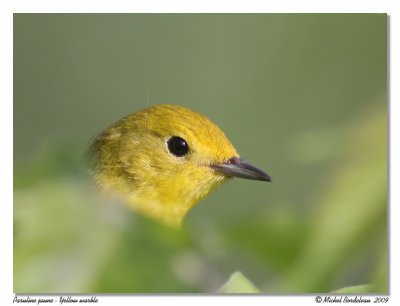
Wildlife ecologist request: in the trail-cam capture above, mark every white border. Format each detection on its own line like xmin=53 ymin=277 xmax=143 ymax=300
xmin=6 ymin=0 xmax=398 ymax=13
xmin=2 ymin=1 xmax=398 ymax=306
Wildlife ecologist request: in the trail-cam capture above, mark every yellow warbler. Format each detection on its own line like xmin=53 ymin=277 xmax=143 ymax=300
xmin=89 ymin=104 xmax=271 ymax=228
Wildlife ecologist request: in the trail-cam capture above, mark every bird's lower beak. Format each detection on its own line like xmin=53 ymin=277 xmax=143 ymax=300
xmin=211 ymin=156 xmax=272 ymax=182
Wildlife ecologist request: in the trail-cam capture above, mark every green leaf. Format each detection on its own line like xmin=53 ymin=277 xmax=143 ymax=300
xmin=332 ymin=284 xmax=374 ymax=294
xmin=217 ymin=271 xmax=260 ymax=294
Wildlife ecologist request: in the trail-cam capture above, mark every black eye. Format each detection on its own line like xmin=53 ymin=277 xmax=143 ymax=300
xmin=167 ymin=136 xmax=189 ymax=157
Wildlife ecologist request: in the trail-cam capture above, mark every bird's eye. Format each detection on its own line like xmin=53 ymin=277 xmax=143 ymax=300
xmin=167 ymin=136 xmax=189 ymax=157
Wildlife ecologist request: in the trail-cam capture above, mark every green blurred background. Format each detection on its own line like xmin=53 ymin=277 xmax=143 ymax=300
xmin=13 ymin=14 xmax=387 ymax=293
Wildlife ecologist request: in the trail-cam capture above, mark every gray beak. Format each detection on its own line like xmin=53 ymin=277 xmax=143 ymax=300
xmin=211 ymin=156 xmax=272 ymax=182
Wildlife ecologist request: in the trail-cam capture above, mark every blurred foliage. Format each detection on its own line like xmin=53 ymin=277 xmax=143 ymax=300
xmin=14 ymin=14 xmax=387 ymax=293
xmin=218 ymin=272 xmax=260 ymax=293
xmin=332 ymin=285 xmax=375 ymax=294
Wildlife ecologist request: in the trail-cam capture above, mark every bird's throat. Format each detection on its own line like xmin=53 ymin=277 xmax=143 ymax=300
xmin=126 ymin=195 xmax=193 ymax=228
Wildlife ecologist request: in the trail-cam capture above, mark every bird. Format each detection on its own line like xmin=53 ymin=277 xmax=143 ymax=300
xmin=89 ymin=104 xmax=271 ymax=228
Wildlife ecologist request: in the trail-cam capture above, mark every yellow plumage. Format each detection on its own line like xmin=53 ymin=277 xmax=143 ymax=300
xmin=89 ymin=104 xmax=270 ymax=228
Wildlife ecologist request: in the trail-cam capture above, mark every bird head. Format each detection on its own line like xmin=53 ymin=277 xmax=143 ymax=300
xmin=90 ymin=104 xmax=271 ymax=227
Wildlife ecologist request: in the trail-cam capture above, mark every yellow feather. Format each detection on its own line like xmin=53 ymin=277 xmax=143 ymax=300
xmin=89 ymin=104 xmax=238 ymax=227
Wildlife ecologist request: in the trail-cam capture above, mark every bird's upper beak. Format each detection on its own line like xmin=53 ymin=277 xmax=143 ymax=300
xmin=211 ymin=156 xmax=272 ymax=182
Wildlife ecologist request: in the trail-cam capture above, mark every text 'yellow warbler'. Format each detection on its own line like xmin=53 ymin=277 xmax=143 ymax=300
xmin=89 ymin=104 xmax=271 ymax=228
